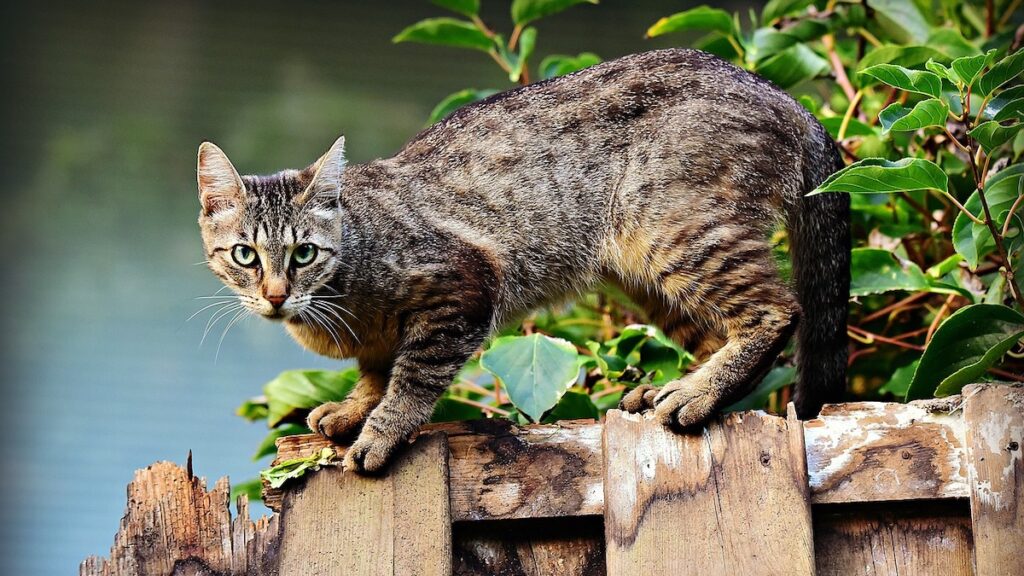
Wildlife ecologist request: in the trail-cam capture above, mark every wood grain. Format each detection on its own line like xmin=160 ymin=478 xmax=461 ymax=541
xmin=805 ymin=401 xmax=968 ymax=504
xmin=80 ymin=460 xmax=279 ymax=576
xmin=964 ymin=383 xmax=1024 ymax=576
xmin=275 ymin=432 xmax=451 ymax=576
xmin=813 ymin=500 xmax=974 ymax=576
xmin=602 ymin=409 xmax=815 ymax=576
xmin=453 ymin=517 xmax=605 ymax=576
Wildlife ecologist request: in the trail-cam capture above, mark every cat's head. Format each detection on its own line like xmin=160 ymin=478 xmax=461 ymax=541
xmin=196 ymin=137 xmax=347 ymax=321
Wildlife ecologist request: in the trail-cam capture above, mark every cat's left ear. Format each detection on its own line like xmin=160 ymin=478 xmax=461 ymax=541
xmin=197 ymin=142 xmax=245 ymax=217
xmin=296 ymin=135 xmax=346 ymax=208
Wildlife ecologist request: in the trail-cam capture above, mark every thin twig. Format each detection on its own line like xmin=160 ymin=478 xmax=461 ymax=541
xmin=848 ymin=325 xmax=926 ymax=351
xmin=926 ymin=294 xmax=958 ymax=343
xmin=448 ymin=395 xmax=512 ymax=417
xmin=860 ymin=291 xmax=930 ymax=324
xmin=822 ymin=34 xmax=857 ymax=102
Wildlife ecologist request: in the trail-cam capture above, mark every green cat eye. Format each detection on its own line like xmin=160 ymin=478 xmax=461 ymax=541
xmin=292 ymin=243 xmax=318 ymax=267
xmin=232 ymin=245 xmax=259 ymax=268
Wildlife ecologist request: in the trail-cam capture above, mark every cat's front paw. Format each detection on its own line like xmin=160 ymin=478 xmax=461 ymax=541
xmin=307 ymin=401 xmax=366 ymax=442
xmin=652 ymin=378 xmax=719 ymax=429
xmin=343 ymin=428 xmax=401 ymax=475
xmin=619 ymin=384 xmax=659 ymax=413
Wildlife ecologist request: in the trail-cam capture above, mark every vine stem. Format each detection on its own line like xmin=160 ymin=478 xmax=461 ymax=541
xmin=926 ymin=294 xmax=958 ymax=343
xmin=508 ymin=24 xmax=523 ymax=50
xmin=448 ymin=396 xmax=512 ymax=417
xmin=823 ymin=34 xmax=857 ymax=102
xmin=999 ymin=0 xmax=1023 ymax=28
xmin=1002 ymin=194 xmax=1024 ymax=237
xmin=837 ymin=90 xmax=863 ymax=140
xmin=848 ymin=325 xmax=926 ymax=351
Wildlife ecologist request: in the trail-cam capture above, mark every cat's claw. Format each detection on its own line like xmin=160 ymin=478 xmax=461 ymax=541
xmin=652 ymin=379 xmax=718 ymax=429
xmin=307 ymin=401 xmax=365 ymax=442
xmin=343 ymin=429 xmax=400 ymax=475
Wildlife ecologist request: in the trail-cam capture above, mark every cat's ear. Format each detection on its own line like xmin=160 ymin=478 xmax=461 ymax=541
xmin=296 ymin=136 xmax=346 ymax=208
xmin=197 ymin=142 xmax=245 ymax=217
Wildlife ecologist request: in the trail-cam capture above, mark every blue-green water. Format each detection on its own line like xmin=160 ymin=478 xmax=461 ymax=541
xmin=0 ymin=1 xmax=723 ymax=572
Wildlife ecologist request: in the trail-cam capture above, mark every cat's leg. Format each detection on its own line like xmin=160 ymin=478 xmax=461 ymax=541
xmin=307 ymin=366 xmax=388 ymax=442
xmin=344 ymin=298 xmax=493 ymax=474
xmin=634 ymin=248 xmax=799 ymax=428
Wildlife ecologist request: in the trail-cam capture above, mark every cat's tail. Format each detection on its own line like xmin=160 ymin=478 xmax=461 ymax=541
xmin=789 ymin=122 xmax=850 ymax=418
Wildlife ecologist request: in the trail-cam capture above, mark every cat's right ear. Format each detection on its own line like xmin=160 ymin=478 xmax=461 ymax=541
xmin=197 ymin=142 xmax=245 ymax=217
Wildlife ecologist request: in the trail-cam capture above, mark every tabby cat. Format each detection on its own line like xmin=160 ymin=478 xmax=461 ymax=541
xmin=197 ymin=49 xmax=849 ymax=474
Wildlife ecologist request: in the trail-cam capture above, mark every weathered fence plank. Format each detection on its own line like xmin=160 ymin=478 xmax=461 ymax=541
xmin=813 ymin=501 xmax=974 ymax=576
xmin=602 ymin=409 xmax=815 ymax=576
xmin=805 ymin=402 xmax=968 ymax=504
xmin=964 ymin=383 xmax=1024 ymax=576
xmin=276 ymin=432 xmax=451 ymax=576
xmin=80 ymin=460 xmax=279 ymax=576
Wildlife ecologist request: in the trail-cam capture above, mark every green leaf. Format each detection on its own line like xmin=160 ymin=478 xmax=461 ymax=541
xmin=480 ymin=334 xmax=581 ymax=422
xmin=236 ymin=396 xmax=269 ymax=422
xmin=926 ymin=28 xmax=982 ymax=59
xmin=761 ymin=0 xmax=813 ymax=24
xmin=969 ymin=120 xmax=1023 ymax=154
xmin=431 ymin=397 xmax=484 ymax=422
xmin=949 ymin=49 xmax=996 ymax=87
xmin=977 ymin=49 xmax=1024 ymax=96
xmin=857 ymin=46 xmax=949 ymax=74
xmin=230 ymin=478 xmax=264 ymax=504
xmin=509 ymin=27 xmax=537 ymax=82
xmin=819 ymin=116 xmax=877 ymax=138
xmin=253 ymin=424 xmax=309 ymax=461
xmin=754 ymin=43 xmax=830 ymax=89
xmin=543 ymin=389 xmax=599 ymax=422
xmin=427 ymin=88 xmax=498 ymax=125
xmin=850 ymin=248 xmax=930 ymax=296
xmin=810 ymin=157 xmax=948 ymax=195
xmin=511 ymin=0 xmax=598 ymax=26
xmin=907 ymin=304 xmax=1024 ymax=400
xmin=925 ymin=59 xmax=955 ymax=83
xmin=877 ymin=360 xmax=919 ymax=398
xmin=868 ymin=0 xmax=930 ymax=43
xmin=393 ymin=18 xmax=494 ymax=52
xmin=878 ymin=99 xmax=949 ymax=133
xmin=260 ymin=447 xmax=336 ymax=489
xmin=264 ymin=368 xmax=359 ymax=427
xmin=953 ymin=164 xmax=1024 ymax=268
xmin=725 ymin=365 xmax=797 ymax=411
xmin=983 ymin=86 xmax=1024 ymax=122
xmin=859 ymin=64 xmax=942 ymax=98
xmin=431 ymin=0 xmax=479 ymax=17
xmin=538 ymin=52 xmax=601 ymax=79
xmin=646 ymin=6 xmax=735 ymax=38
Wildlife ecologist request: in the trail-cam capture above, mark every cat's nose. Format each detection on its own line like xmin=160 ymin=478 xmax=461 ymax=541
xmin=265 ymin=293 xmax=287 ymax=308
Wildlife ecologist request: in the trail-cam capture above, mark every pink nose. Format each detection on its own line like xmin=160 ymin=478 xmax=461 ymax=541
xmin=266 ymin=294 xmax=287 ymax=308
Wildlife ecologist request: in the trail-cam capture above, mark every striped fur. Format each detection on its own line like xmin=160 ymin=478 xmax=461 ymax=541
xmin=197 ymin=49 xmax=849 ymax=473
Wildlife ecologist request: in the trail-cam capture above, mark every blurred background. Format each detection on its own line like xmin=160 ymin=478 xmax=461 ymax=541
xmin=0 ymin=0 xmax=755 ymax=573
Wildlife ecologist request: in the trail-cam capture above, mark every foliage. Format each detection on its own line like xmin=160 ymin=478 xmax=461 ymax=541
xmin=234 ymin=0 xmax=1024 ymax=495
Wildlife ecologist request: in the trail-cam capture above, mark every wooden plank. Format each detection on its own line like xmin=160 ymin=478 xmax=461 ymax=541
xmin=813 ymin=501 xmax=973 ymax=576
xmin=276 ymin=432 xmax=451 ymax=576
xmin=805 ymin=401 xmax=968 ymax=504
xmin=269 ymin=419 xmax=603 ymax=521
xmin=964 ymin=383 xmax=1024 ymax=576
xmin=80 ymin=459 xmax=279 ymax=576
xmin=453 ymin=517 xmax=605 ymax=576
xmin=602 ymin=409 xmax=815 ymax=575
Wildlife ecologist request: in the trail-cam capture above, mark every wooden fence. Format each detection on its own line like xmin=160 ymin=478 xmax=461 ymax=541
xmin=82 ymin=383 xmax=1023 ymax=575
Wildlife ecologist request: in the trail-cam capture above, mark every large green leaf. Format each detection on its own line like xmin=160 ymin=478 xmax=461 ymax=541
xmin=977 ymin=49 xmax=1024 ymax=96
xmin=754 ymin=43 xmax=830 ymax=89
xmin=926 ymin=28 xmax=982 ymax=59
xmin=810 ymin=157 xmax=948 ymax=195
xmin=511 ymin=0 xmax=598 ymax=26
xmin=543 ymin=389 xmax=599 ymax=422
xmin=264 ymin=368 xmax=359 ymax=427
xmin=869 ymin=0 xmax=930 ymax=44
xmin=725 ymin=365 xmax=797 ymax=411
xmin=856 ymin=46 xmax=949 ymax=75
xmin=953 ymin=164 xmax=1024 ymax=268
xmin=850 ymin=248 xmax=930 ymax=296
xmin=906 ymin=304 xmax=1024 ymax=400
xmin=538 ymin=52 xmax=601 ymax=79
xmin=646 ymin=6 xmax=735 ymax=38
xmin=983 ymin=85 xmax=1024 ymax=122
xmin=427 ymin=88 xmax=498 ymax=125
xmin=878 ymin=99 xmax=949 ymax=133
xmin=761 ymin=0 xmax=813 ymax=24
xmin=431 ymin=396 xmax=484 ymax=422
xmin=949 ymin=50 xmax=996 ymax=87
xmin=393 ymin=18 xmax=494 ymax=52
xmin=230 ymin=478 xmax=264 ymax=504
xmin=859 ymin=64 xmax=942 ymax=98
xmin=969 ymin=120 xmax=1023 ymax=154
xmin=431 ymin=0 xmax=479 ymax=17
xmin=253 ymin=423 xmax=309 ymax=461
xmin=480 ymin=334 xmax=581 ymax=422
xmin=878 ymin=360 xmax=920 ymax=398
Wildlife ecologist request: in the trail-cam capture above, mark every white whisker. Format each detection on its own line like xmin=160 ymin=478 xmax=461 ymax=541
xmin=312 ymin=300 xmax=361 ymax=343
xmin=201 ymin=303 xmax=241 ymax=347
xmin=186 ymin=300 xmax=235 ymax=323
xmin=215 ymin=308 xmax=249 ymax=362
